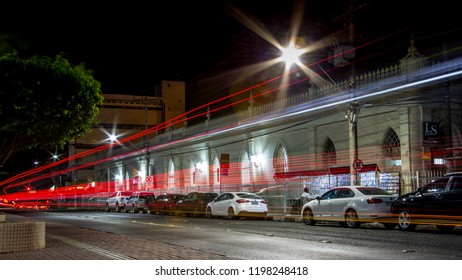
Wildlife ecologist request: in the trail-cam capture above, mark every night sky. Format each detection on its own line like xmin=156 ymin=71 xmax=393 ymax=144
xmin=2 ymin=1 xmax=460 ymax=99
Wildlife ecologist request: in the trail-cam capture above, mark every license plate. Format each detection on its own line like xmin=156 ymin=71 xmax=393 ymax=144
xmin=251 ymin=201 xmax=258 ymax=205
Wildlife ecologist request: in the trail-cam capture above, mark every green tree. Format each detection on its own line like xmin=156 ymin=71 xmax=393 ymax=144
xmin=0 ymin=33 xmax=28 ymax=55
xmin=0 ymin=52 xmax=103 ymax=167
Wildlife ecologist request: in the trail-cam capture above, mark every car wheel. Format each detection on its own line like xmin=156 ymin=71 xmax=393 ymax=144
xmin=106 ymin=204 xmax=110 ymax=212
xmin=205 ymin=207 xmax=213 ymax=219
xmin=397 ymin=209 xmax=416 ymax=231
xmin=302 ymin=209 xmax=315 ymax=225
xmin=175 ymin=207 xmax=182 ymax=216
xmin=344 ymin=209 xmax=360 ymax=228
xmin=436 ymin=225 xmax=455 ymax=232
xmin=192 ymin=207 xmax=201 ymax=217
xmin=227 ymin=207 xmax=236 ymax=220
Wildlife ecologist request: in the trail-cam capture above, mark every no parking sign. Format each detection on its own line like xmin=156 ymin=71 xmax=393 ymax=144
xmin=145 ymin=175 xmax=153 ymax=185
xmin=353 ymin=159 xmax=363 ymax=171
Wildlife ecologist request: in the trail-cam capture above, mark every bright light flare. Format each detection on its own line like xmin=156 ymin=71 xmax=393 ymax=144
xmin=108 ymin=134 xmax=117 ymax=142
xmin=278 ymin=43 xmax=304 ymax=66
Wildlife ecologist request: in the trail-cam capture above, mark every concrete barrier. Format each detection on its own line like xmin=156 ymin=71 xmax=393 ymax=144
xmin=0 ymin=212 xmax=46 ymax=253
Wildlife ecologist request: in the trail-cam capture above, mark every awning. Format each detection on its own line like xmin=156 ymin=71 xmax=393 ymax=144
xmin=330 ymin=164 xmax=380 ymax=174
xmin=273 ymin=164 xmax=380 ymax=179
xmin=358 ymin=164 xmax=381 ymax=173
xmin=273 ymin=170 xmax=328 ymax=179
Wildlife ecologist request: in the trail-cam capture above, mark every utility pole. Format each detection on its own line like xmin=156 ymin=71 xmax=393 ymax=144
xmin=339 ymin=0 xmax=363 ymax=185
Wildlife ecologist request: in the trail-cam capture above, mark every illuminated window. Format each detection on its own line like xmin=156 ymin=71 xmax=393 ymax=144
xmin=274 ymin=144 xmax=288 ymax=173
xmin=323 ymin=138 xmax=336 ymax=167
xmin=168 ymin=160 xmax=175 ymax=190
xmin=383 ymin=128 xmax=401 ymax=159
xmin=213 ymin=156 xmax=220 ymax=184
xmin=241 ymin=150 xmax=251 ymax=187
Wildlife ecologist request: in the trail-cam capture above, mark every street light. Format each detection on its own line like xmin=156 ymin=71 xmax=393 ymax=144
xmin=107 ymin=134 xmax=141 ymax=151
xmin=279 ymin=43 xmax=304 ymax=66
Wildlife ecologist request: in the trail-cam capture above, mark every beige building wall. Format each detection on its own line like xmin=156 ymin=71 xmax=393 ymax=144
xmin=159 ymin=80 xmax=186 ymax=129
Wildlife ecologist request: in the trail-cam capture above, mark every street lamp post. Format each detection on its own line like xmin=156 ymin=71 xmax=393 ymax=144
xmin=346 ymin=101 xmax=360 ymax=185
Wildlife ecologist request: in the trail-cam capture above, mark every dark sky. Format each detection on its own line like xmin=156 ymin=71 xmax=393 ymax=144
xmin=0 ymin=0 xmax=462 ymax=101
xmin=2 ymin=0 xmax=461 ymax=102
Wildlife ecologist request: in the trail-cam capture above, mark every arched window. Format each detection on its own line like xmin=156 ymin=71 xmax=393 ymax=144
xmin=168 ymin=159 xmax=175 ymax=190
xmin=240 ymin=150 xmax=251 ymax=190
xmin=190 ymin=159 xmax=196 ymax=186
xmin=383 ymin=128 xmax=401 ymax=160
xmin=212 ymin=156 xmax=220 ymax=192
xmin=323 ymin=138 xmax=336 ymax=167
xmin=274 ymin=144 xmax=288 ymax=173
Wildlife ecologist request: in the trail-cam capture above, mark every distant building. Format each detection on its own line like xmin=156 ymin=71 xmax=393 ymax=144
xmin=68 ymin=80 xmax=185 ymax=186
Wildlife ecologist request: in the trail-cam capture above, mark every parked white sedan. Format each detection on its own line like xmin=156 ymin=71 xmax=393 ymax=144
xmin=301 ymin=186 xmax=397 ymax=229
xmin=206 ymin=192 xmax=268 ymax=219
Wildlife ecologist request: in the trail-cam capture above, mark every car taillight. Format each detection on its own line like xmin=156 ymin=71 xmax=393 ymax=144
xmin=367 ymin=198 xmax=383 ymax=204
xmin=260 ymin=201 xmax=268 ymax=204
xmin=236 ymin=199 xmax=250 ymax=204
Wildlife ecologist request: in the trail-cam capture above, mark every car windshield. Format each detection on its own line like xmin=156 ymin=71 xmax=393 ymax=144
xmin=197 ymin=193 xmax=217 ymax=199
xmin=420 ymin=178 xmax=448 ymax=193
xmin=357 ymin=187 xmax=391 ymax=196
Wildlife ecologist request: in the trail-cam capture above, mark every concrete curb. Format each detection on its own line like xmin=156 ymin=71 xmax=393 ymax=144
xmin=269 ymin=214 xmax=302 ymax=223
xmin=0 ymin=212 xmax=46 ymax=253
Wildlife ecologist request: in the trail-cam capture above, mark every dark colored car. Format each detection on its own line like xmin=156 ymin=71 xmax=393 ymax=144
xmin=391 ymin=172 xmax=462 ymax=232
xmin=149 ymin=193 xmax=185 ymax=215
xmin=175 ymin=191 xmax=218 ymax=217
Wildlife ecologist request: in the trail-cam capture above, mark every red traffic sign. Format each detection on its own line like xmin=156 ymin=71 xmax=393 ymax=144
xmin=353 ymin=159 xmax=363 ymax=171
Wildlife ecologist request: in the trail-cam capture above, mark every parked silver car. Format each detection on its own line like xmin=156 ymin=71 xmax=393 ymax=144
xmin=126 ymin=191 xmax=155 ymax=213
xmin=302 ymin=186 xmax=397 ymax=229
xmin=106 ymin=191 xmax=133 ymax=212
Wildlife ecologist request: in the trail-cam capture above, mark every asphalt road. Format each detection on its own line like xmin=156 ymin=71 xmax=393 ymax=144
xmin=12 ymin=210 xmax=462 ymax=260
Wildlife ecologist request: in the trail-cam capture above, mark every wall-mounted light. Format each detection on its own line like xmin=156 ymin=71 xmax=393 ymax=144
xmin=195 ymin=161 xmax=206 ymax=173
xmin=137 ymin=170 xmax=146 ymax=178
xmin=345 ymin=101 xmax=360 ymax=124
xmin=251 ymin=154 xmax=263 ymax=168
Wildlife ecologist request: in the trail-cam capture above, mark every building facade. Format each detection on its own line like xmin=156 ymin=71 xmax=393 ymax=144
xmin=68 ymin=81 xmax=185 ymax=188
xmin=82 ymin=42 xmax=461 ymax=214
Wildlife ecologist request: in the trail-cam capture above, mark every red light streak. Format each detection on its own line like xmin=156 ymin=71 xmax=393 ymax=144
xmin=3 ymin=30 xmax=460 ymax=198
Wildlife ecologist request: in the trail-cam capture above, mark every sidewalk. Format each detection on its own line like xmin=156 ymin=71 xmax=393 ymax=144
xmin=0 ymin=212 xmax=235 ymax=260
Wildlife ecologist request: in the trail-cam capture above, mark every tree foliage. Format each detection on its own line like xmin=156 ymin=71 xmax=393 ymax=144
xmin=0 ymin=52 xmax=103 ymax=167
